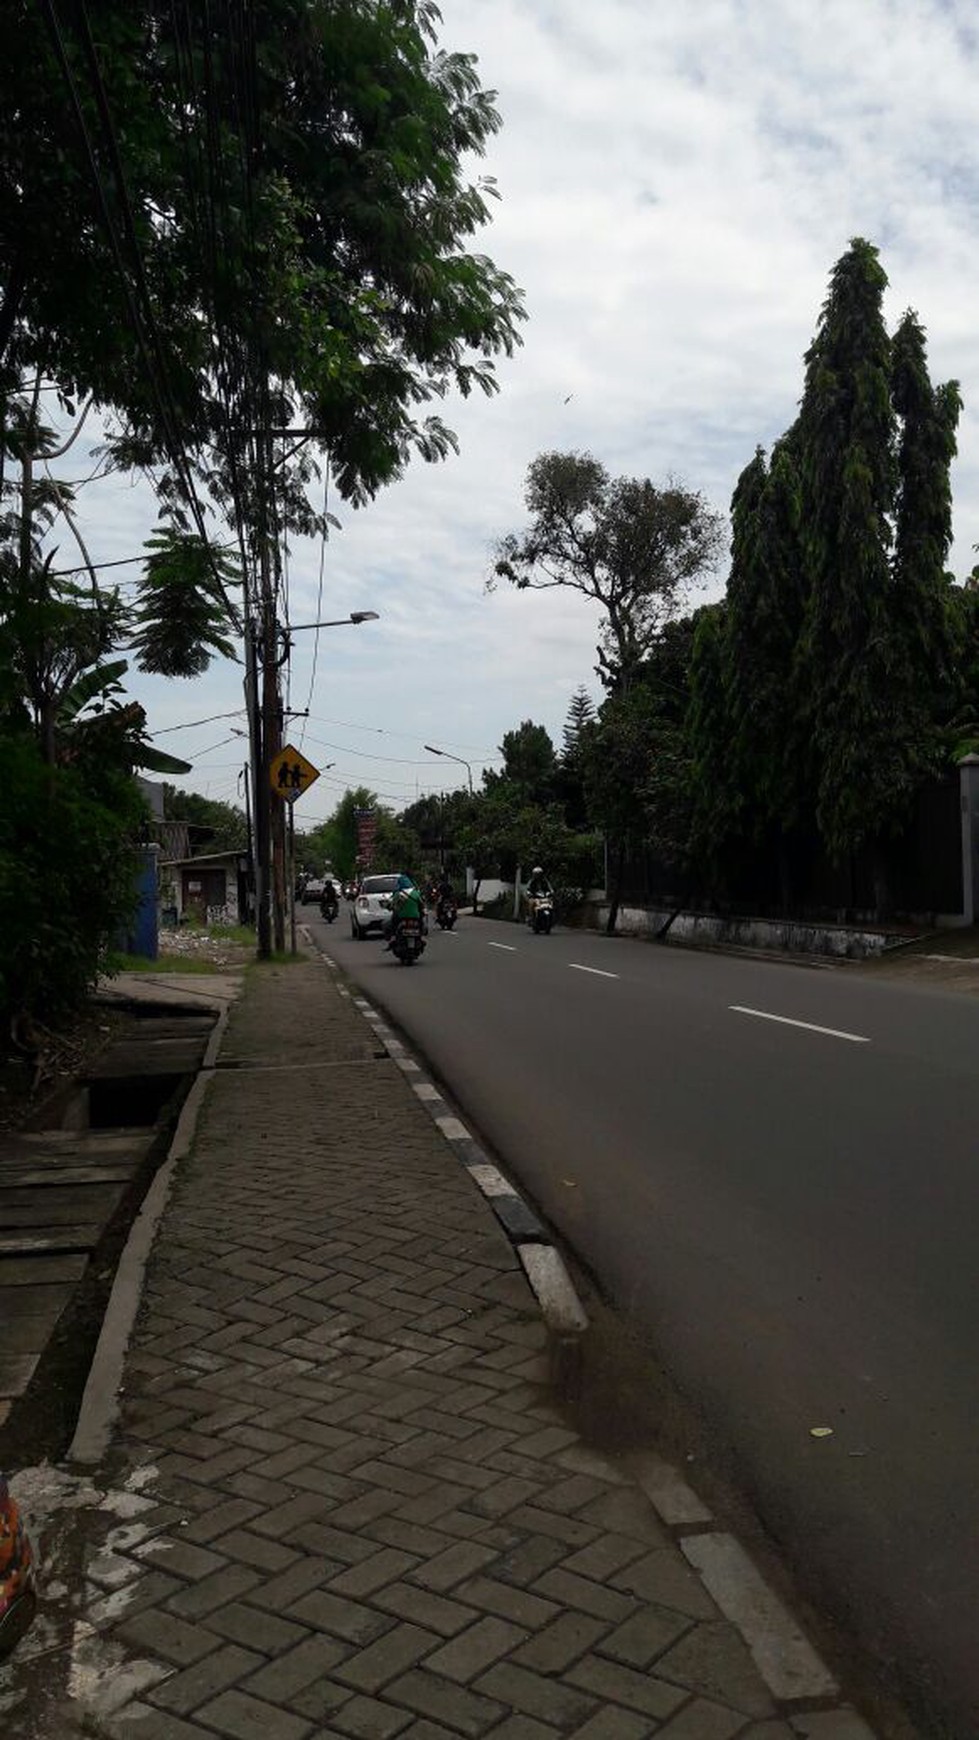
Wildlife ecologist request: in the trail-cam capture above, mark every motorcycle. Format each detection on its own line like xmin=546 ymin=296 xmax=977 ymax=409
xmin=435 ymin=895 xmax=458 ymax=931
xmin=319 ymin=891 xmax=339 ymax=924
xmin=390 ymin=915 xmax=426 ymax=965
xmin=527 ymin=893 xmax=554 ymax=935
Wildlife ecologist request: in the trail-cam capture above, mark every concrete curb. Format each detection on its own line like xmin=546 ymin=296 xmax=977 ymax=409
xmin=68 ymin=997 xmax=234 ymax=1468
xmin=307 ymin=936 xmax=590 ymax=1347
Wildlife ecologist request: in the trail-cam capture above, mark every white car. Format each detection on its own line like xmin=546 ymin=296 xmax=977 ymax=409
xmin=351 ymin=873 xmax=403 ymax=939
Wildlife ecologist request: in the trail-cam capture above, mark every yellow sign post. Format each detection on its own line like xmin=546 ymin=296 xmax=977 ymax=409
xmin=269 ymin=744 xmax=320 ymax=803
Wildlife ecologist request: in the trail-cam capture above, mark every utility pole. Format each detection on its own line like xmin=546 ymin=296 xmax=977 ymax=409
xmin=244 ymin=617 xmax=271 ymax=957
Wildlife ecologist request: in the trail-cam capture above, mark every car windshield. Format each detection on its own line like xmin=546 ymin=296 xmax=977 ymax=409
xmin=362 ymin=875 xmax=400 ymax=894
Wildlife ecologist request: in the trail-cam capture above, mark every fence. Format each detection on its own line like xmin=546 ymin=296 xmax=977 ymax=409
xmin=617 ymin=772 xmax=964 ymax=924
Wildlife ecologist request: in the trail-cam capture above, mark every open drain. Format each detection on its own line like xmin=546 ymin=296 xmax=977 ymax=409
xmin=214 ymin=1047 xmax=390 ymax=1070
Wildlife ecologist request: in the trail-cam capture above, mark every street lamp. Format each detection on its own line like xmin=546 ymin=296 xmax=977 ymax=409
xmin=289 ymin=611 xmax=379 ymax=631
xmin=424 ymin=743 xmax=473 ymax=795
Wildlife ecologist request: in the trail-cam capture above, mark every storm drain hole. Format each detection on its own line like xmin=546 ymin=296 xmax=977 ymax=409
xmin=86 ymin=1073 xmax=186 ymax=1128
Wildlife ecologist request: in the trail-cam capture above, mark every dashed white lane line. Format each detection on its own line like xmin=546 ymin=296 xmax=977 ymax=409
xmin=569 ymin=963 xmax=619 ymax=980
xmin=730 ymin=1005 xmax=870 ymax=1044
xmin=488 ymin=942 xmax=517 ymax=952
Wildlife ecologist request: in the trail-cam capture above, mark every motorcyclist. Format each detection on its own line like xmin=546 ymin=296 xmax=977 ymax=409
xmin=320 ymin=866 xmax=340 ymax=918
xmin=526 ymin=866 xmax=551 ymax=899
xmin=385 ymin=873 xmax=425 ymax=948
xmin=434 ymin=871 xmax=457 ymax=925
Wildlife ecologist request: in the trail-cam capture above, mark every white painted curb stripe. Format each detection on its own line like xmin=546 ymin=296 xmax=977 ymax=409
xmin=729 ymin=1005 xmax=869 ymax=1043
xmin=569 ymin=963 xmax=619 ymax=980
xmin=681 ymin=1532 xmax=839 ymax=1702
xmin=629 ymin=1451 xmax=713 ymax=1526
xmin=323 ymin=934 xmax=590 ymax=1347
xmin=518 ymin=1244 xmax=589 ymax=1336
xmin=435 ymin=1115 xmax=470 ymax=1141
xmin=468 ymin=1163 xmax=517 ymax=1199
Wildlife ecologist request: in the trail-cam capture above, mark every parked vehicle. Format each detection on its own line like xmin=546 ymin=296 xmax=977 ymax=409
xmin=391 ymin=914 xmax=426 ymax=964
xmin=435 ymin=895 xmax=458 ymax=930
xmin=350 ymin=873 xmax=401 ymax=940
xmin=527 ymin=892 xmax=554 ymax=935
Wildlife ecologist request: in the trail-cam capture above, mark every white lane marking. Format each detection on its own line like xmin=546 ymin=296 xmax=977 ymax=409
xmin=488 ymin=942 xmax=517 ymax=952
xmin=730 ymin=1005 xmax=869 ymax=1044
xmin=569 ymin=963 xmax=619 ymax=980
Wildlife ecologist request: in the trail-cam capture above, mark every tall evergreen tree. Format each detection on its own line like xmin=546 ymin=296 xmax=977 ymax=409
xmin=687 ymin=602 xmax=735 ymax=869
xmin=890 ymin=310 xmax=961 ymax=728
xmin=795 ymin=238 xmax=917 ymax=860
xmin=562 ymin=687 xmax=595 ymax=761
xmin=725 ymin=438 xmax=806 ymax=840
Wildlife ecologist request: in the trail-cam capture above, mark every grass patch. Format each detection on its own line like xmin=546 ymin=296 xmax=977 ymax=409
xmin=206 ymin=923 xmax=256 ymax=945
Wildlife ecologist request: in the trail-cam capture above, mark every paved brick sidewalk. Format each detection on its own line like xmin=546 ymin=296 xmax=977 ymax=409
xmin=2 ymin=955 xmax=864 ymax=1739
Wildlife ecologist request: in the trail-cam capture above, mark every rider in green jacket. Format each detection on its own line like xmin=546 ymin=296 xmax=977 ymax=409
xmin=385 ymin=874 xmax=424 ymax=947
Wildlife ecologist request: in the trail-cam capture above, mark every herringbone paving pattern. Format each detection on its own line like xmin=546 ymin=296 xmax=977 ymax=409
xmin=39 ymin=959 xmax=797 ymax=1737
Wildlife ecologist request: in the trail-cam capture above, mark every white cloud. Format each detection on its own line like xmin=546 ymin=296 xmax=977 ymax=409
xmin=41 ymin=0 xmax=979 ymax=815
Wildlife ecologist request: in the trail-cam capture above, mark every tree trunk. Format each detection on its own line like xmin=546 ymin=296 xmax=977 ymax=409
xmin=873 ymin=840 xmax=892 ymax=920
xmin=471 ymin=876 xmax=482 ymax=915
xmin=777 ymin=831 xmax=792 ymax=912
xmin=605 ymin=840 xmax=626 ymax=934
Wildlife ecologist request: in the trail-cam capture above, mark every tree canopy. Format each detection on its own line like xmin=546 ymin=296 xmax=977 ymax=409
xmin=493 ymin=450 xmax=724 ymax=690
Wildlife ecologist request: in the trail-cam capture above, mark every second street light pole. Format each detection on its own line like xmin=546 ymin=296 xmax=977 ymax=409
xmin=424 ymin=743 xmax=473 ymax=794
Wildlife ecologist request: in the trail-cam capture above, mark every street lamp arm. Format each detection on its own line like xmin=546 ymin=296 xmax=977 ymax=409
xmin=424 ymin=743 xmax=474 ymax=794
xmin=289 ymin=611 xmax=379 ymax=631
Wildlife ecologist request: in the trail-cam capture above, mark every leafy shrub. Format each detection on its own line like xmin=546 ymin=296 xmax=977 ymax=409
xmin=0 ymin=732 xmax=145 ymax=1029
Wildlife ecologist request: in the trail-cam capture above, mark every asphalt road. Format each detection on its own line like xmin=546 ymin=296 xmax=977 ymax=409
xmin=310 ymin=907 xmax=979 ymax=1737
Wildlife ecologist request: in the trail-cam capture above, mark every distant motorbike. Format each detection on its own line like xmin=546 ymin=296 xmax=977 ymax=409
xmin=527 ymin=893 xmax=554 ymax=935
xmin=390 ymin=915 xmax=426 ymax=965
xmin=435 ymin=895 xmax=457 ymax=931
xmin=319 ymin=890 xmax=339 ymax=924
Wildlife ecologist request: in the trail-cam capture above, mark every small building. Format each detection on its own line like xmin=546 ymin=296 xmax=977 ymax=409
xmin=159 ymin=851 xmax=251 ymax=926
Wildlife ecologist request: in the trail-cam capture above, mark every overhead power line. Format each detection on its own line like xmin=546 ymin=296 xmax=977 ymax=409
xmin=150 ymin=709 xmax=247 ymax=737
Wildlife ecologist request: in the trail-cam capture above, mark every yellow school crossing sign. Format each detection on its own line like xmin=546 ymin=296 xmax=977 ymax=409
xmin=269 ymin=744 xmax=320 ymax=803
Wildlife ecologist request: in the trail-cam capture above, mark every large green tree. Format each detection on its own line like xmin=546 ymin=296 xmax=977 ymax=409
xmin=890 ymin=310 xmax=961 ymax=729
xmin=3 ymin=0 xmax=526 ymax=673
xmin=795 ymin=239 xmax=921 ymax=861
xmin=722 ymin=437 xmax=807 ymax=846
xmin=487 ymin=720 xmax=558 ymax=807
xmin=492 ymin=451 xmax=723 ymax=691
xmin=163 ymin=787 xmax=247 ymax=854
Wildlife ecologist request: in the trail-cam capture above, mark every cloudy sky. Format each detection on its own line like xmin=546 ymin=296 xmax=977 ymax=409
xmin=48 ymin=0 xmax=979 ymax=825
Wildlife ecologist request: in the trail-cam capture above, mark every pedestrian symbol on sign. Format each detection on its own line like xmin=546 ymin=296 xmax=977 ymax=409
xmin=269 ymin=745 xmax=319 ymax=803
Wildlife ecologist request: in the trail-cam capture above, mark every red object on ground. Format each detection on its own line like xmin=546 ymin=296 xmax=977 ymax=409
xmin=0 ymin=1472 xmax=37 ymax=1657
